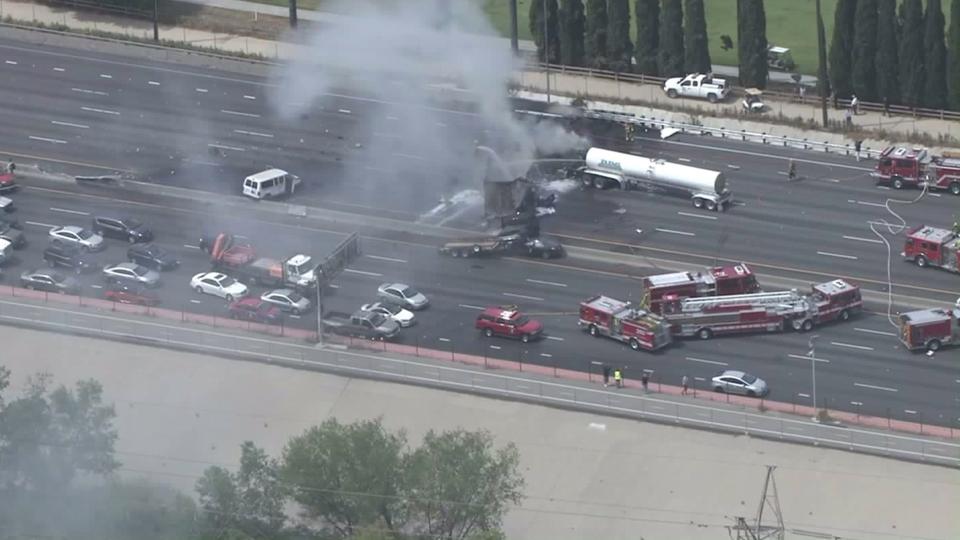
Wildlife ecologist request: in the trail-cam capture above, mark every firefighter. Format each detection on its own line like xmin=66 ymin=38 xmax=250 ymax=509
xmin=5 ymin=159 xmax=13 ymax=174
xmin=624 ymin=123 xmax=635 ymax=142
xmin=787 ymin=160 xmax=797 ymax=181
xmin=613 ymin=368 xmax=623 ymax=388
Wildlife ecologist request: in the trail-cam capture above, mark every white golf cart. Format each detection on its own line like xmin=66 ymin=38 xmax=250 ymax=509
xmin=741 ymin=88 xmax=765 ymax=113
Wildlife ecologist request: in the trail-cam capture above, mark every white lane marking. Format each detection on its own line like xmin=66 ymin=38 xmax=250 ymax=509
xmin=71 ymin=87 xmax=108 ymax=96
xmin=148 ymin=81 xmax=160 ymax=86
xmin=5 ymin=60 xmax=18 ymax=65
xmin=540 ymin=353 xmax=553 ymax=358
xmin=685 ymin=356 xmax=728 ymax=366
xmin=678 ymin=157 xmax=692 ymax=162
xmin=854 ymin=382 xmax=898 ymax=393
xmin=436 ymin=121 xmax=447 ymax=127
xmin=338 ymin=108 xmax=352 ymax=114
xmin=489 ymin=345 xmax=501 ymax=350
xmin=189 ymin=299 xmax=202 ymax=304
xmin=817 ymin=250 xmax=858 ymax=260
xmin=798 ymin=392 xmax=810 ymax=398
xmin=99 ymin=73 xmax=112 ymax=79
xmin=29 ymin=135 xmax=67 ymax=144
xmin=787 ymin=353 xmax=830 ymax=363
xmin=831 ymin=341 xmax=874 ymax=351
xmin=221 ymin=109 xmax=261 ymax=118
xmin=233 ymin=129 xmax=273 ymax=138
xmin=290 ymin=314 xmax=301 ymax=319
xmin=458 ymin=304 xmax=484 ymax=310
xmin=545 ymin=336 xmax=564 ymax=341
xmin=208 ymin=143 xmax=245 ymax=152
xmin=438 ymin=337 xmax=451 ymax=342
xmin=677 ymin=211 xmax=717 ymax=220
xmin=876 ymin=185 xmax=890 ymax=190
xmin=50 ymin=207 xmax=89 ymax=216
xmin=655 ymin=228 xmax=696 ymax=236
xmin=526 ymin=278 xmax=567 ymax=287
xmin=904 ymin=409 xmax=918 ymax=414
xmin=53 ymin=67 xmax=65 ymax=72
xmin=386 ymin=115 xmax=400 ymax=120
xmin=343 ymin=268 xmax=383 ymax=277
xmin=183 ymin=244 xmax=200 ymax=250
xmin=588 ymin=422 xmax=607 ymax=431
xmin=196 ymin=88 xmax=208 ymax=93
xmin=855 ymin=327 xmax=896 ymax=337
xmin=25 ymin=220 xmax=56 ymax=228
xmin=243 ymin=95 xmax=256 ymax=100
xmin=366 ymin=254 xmax=407 ymax=263
xmin=822 ymin=178 xmax=841 ymax=183
xmin=81 ymin=106 xmax=120 ymax=115
xmin=847 ymin=199 xmax=886 ymax=208
xmin=391 ymin=152 xmax=426 ymax=161
xmin=726 ymin=164 xmax=741 ymax=170
xmin=843 ymin=235 xmax=883 ymax=244
xmin=89 ymin=284 xmax=103 ymax=289
xmin=51 ymin=120 xmax=89 ymax=129
xmin=502 ymin=292 xmax=544 ymax=302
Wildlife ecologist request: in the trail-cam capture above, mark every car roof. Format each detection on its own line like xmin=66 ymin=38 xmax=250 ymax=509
xmin=382 ymin=282 xmax=407 ymax=289
xmin=268 ymin=288 xmax=295 ymax=296
xmin=56 ymin=225 xmax=84 ymax=234
xmin=246 ymin=168 xmax=289 ymax=182
xmin=110 ymin=262 xmax=138 ymax=270
xmin=200 ymin=272 xmax=227 ymax=280
xmin=481 ymin=306 xmax=522 ymax=321
xmin=719 ymin=370 xmax=747 ymax=378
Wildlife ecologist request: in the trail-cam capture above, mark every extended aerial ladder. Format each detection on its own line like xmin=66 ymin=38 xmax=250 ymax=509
xmin=660 ymin=290 xmax=813 ymax=339
xmin=668 ymin=290 xmax=809 ymax=314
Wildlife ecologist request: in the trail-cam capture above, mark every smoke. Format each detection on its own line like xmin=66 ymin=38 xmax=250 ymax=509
xmin=269 ymin=0 xmax=586 ymax=210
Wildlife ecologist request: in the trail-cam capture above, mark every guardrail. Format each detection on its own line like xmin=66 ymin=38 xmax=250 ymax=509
xmin=45 ymin=0 xmax=152 ymax=19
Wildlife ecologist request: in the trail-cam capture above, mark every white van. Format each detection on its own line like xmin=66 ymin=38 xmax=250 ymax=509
xmin=242 ymin=169 xmax=301 ymax=200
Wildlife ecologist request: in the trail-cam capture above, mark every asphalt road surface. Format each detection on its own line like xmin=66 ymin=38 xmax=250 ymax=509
xmin=0 ymin=34 xmax=958 ymax=427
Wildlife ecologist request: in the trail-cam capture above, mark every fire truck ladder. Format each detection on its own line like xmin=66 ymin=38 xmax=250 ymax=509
xmin=678 ymin=290 xmax=805 ymax=313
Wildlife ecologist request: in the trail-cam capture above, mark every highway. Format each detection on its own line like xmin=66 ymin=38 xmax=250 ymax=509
xmin=0 ymin=33 xmax=958 ymax=427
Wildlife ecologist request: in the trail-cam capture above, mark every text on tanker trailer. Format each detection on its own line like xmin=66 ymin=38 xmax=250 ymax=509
xmin=582 ymin=148 xmax=732 ymax=211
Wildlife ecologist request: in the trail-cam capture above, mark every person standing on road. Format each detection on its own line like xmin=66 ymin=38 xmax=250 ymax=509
xmin=603 ymin=365 xmax=611 ymax=387
xmin=613 ymin=368 xmax=623 ymax=388
xmin=5 ymin=159 xmax=13 ymax=174
xmin=787 ymin=159 xmax=797 ymax=181
xmin=854 ymin=140 xmax=863 ymax=162
xmin=641 ymin=371 xmax=650 ymax=392
xmin=681 ymin=375 xmax=690 ymax=395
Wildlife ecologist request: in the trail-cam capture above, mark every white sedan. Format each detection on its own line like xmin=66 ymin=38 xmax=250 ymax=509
xmin=261 ymin=288 xmax=312 ymax=315
xmin=190 ymin=272 xmax=248 ymax=302
xmin=49 ymin=225 xmax=105 ymax=251
xmin=361 ymin=301 xmax=416 ymax=327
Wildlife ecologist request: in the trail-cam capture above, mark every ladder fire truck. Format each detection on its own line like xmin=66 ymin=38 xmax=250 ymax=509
xmin=660 ymin=279 xmax=862 ymax=339
xmin=897 ymin=304 xmax=960 ymax=352
xmin=640 ymin=263 xmax=760 ymax=314
xmin=902 ymin=225 xmax=960 ymax=273
xmin=579 ymin=295 xmax=673 ymax=351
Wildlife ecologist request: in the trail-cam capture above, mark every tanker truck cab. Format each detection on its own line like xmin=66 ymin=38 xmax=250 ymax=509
xmin=243 ymin=169 xmax=301 ymax=200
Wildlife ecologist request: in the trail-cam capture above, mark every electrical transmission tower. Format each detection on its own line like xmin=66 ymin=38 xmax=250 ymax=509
xmin=728 ymin=465 xmax=785 ymax=540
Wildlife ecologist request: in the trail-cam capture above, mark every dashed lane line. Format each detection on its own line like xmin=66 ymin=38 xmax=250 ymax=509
xmin=503 ymin=292 xmax=544 ymax=302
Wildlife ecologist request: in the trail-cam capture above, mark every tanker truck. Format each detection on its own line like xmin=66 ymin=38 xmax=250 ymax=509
xmin=581 ymin=147 xmax=732 ymax=211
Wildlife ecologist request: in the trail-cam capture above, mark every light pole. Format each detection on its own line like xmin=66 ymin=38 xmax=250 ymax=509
xmin=808 ymin=335 xmax=819 ymax=420
xmin=543 ymin=0 xmax=551 ymax=103
xmin=315 ymin=282 xmax=323 ymax=348
xmin=153 ymin=0 xmax=159 ymax=42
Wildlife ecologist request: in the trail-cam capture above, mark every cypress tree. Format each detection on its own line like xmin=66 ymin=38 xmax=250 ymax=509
xmin=634 ymin=0 xmax=659 ymax=75
xmin=738 ymin=0 xmax=768 ymax=88
xmin=948 ymin=0 xmax=960 ymax=109
xmin=816 ymin=0 xmax=832 ymax=100
xmin=851 ymin=0 xmax=878 ymax=101
xmin=875 ymin=0 xmax=900 ymax=104
xmin=683 ymin=0 xmax=711 ymax=73
xmin=658 ymin=0 xmax=685 ymax=77
xmin=899 ymin=0 xmax=924 ymax=107
xmin=585 ymin=0 xmax=608 ymax=67
xmin=529 ymin=0 xmax=561 ymax=64
xmin=829 ymin=0 xmax=857 ymax=98
xmin=607 ymin=0 xmax=634 ymax=71
xmin=923 ymin=0 xmax=948 ymax=108
xmin=560 ymin=0 xmax=587 ymax=66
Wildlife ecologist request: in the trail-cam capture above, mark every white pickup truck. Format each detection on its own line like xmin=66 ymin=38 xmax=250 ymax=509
xmin=663 ymin=73 xmax=730 ymax=103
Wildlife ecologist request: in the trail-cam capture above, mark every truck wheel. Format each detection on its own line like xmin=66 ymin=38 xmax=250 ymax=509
xmin=950 ymin=182 xmax=960 ymax=195
xmin=800 ymin=319 xmax=814 ymax=332
xmin=927 ymin=339 xmax=942 ymax=352
xmin=472 ymin=245 xmax=482 ymax=255
xmin=707 ymin=93 xmax=718 ymax=103
xmin=697 ymin=328 xmax=713 ymax=340
xmin=667 ymin=89 xmax=678 ymax=98
xmin=629 ymin=338 xmax=640 ymax=351
xmin=521 ymin=334 xmax=531 ymax=343
xmin=693 ymin=198 xmax=704 ymax=209
xmin=593 ymin=177 xmax=607 ymax=190
xmin=705 ymin=200 xmax=717 ymax=211
xmin=588 ymin=324 xmax=599 ymax=337
xmin=892 ymin=177 xmax=904 ymax=189
xmin=839 ymin=309 xmax=850 ymax=321
xmin=484 ymin=328 xmax=493 ymax=337
xmin=915 ymin=256 xmax=927 ymax=268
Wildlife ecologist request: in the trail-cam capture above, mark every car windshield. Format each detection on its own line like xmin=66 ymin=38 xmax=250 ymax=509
xmin=132 ymin=266 xmax=149 ymax=276
xmin=741 ymin=374 xmax=758 ymax=384
xmin=77 ymin=229 xmax=93 ymax=239
xmin=382 ymin=304 xmax=401 ymax=315
xmin=400 ymin=287 xmax=419 ymax=298
xmin=513 ymin=316 xmax=529 ymax=325
xmin=124 ymin=219 xmax=142 ymax=228
xmin=368 ymin=313 xmax=387 ymax=326
xmin=222 ymin=278 xmax=238 ymax=288
xmin=291 ymin=260 xmax=316 ymax=275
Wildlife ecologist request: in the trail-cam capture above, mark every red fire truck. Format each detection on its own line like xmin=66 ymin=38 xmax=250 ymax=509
xmin=660 ymin=279 xmax=862 ymax=339
xmin=579 ymin=295 xmax=673 ymax=351
xmin=640 ymin=263 xmax=760 ymax=314
xmin=0 ymin=171 xmax=14 ymax=193
xmin=898 ymin=305 xmax=960 ymax=352
xmin=902 ymin=225 xmax=960 ymax=273
xmin=872 ymin=146 xmax=960 ymax=194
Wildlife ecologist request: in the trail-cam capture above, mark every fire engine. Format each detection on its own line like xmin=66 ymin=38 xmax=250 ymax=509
xmin=640 ymin=263 xmax=760 ymax=314
xmin=660 ymin=279 xmax=862 ymax=339
xmin=898 ymin=305 xmax=960 ymax=352
xmin=872 ymin=146 xmax=960 ymax=194
xmin=579 ymin=295 xmax=673 ymax=351
xmin=902 ymin=225 xmax=960 ymax=273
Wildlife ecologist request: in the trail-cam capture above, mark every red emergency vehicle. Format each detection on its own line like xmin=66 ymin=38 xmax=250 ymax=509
xmin=579 ymin=295 xmax=673 ymax=351
xmin=872 ymin=146 xmax=960 ymax=194
xmin=0 ymin=171 xmax=14 ymax=193
xmin=902 ymin=225 xmax=960 ymax=273
xmin=660 ymin=279 xmax=862 ymax=339
xmin=640 ymin=263 xmax=759 ymax=314
xmin=898 ymin=305 xmax=960 ymax=352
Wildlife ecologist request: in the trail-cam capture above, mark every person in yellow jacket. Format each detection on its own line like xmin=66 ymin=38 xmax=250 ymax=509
xmin=613 ymin=368 xmax=623 ymax=388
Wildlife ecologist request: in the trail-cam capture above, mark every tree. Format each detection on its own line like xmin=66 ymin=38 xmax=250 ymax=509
xmin=634 ymin=0 xmax=659 ymax=75
xmin=658 ymin=0 xmax=685 ymax=77
xmin=875 ymin=0 xmax=900 ymax=104
xmin=899 ymin=0 xmax=925 ymax=106
xmin=947 ymin=0 xmax=960 ymax=109
xmin=585 ymin=0 xmax=608 ymax=67
xmin=529 ymin=0 xmax=561 ymax=64
xmin=737 ymin=0 xmax=768 ymax=88
xmin=683 ymin=0 xmax=711 ymax=74
xmin=402 ymin=429 xmax=525 ymax=540
xmin=816 ymin=0 xmax=832 ymax=106
xmin=923 ymin=0 xmax=948 ymax=108
xmin=607 ymin=0 xmax=634 ymax=71
xmin=559 ymin=0 xmax=586 ymax=66
xmin=852 ymin=0 xmax=879 ymax=101
xmin=829 ymin=0 xmax=858 ymax=98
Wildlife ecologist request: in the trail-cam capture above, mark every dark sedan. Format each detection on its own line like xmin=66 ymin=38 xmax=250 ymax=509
xmin=523 ymin=236 xmax=565 ymax=259
xmin=127 ymin=243 xmax=179 ymax=271
xmin=92 ymin=216 xmax=154 ymax=243
xmin=19 ymin=269 xmax=80 ymax=294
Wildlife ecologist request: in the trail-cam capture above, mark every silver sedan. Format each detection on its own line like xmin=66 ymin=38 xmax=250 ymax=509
xmin=711 ymin=370 xmax=769 ymax=397
xmin=102 ymin=262 xmax=160 ymax=287
xmin=260 ymin=288 xmax=312 ymax=315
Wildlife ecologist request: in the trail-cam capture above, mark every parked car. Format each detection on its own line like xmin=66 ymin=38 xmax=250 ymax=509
xmin=377 ymin=283 xmax=429 ymax=310
xmin=228 ymin=298 xmax=282 ymax=323
xmin=49 ymin=225 xmax=105 ymax=251
xmin=475 ymin=306 xmax=543 ymax=342
xmin=711 ymin=370 xmax=769 ymax=397
xmin=43 ymin=242 xmax=93 ymax=274
xmin=360 ymin=301 xmax=416 ymax=327
xmin=103 ymin=282 xmax=160 ymax=306
xmin=127 ymin=243 xmax=179 ymax=271
xmin=19 ymin=268 xmax=80 ymax=294
xmin=260 ymin=288 xmax=311 ymax=315
xmin=92 ymin=216 xmax=153 ymax=243
xmin=102 ymin=262 xmax=160 ymax=287
xmin=190 ymin=271 xmax=248 ymax=301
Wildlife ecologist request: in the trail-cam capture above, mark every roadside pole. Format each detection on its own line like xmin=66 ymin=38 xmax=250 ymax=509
xmin=316 ymin=282 xmax=323 ymax=348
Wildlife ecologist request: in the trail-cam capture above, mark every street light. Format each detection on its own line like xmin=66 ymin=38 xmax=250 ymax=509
xmin=808 ymin=335 xmax=819 ymax=421
xmin=543 ymin=0 xmax=551 ymax=103
xmin=315 ymin=282 xmax=323 ymax=348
